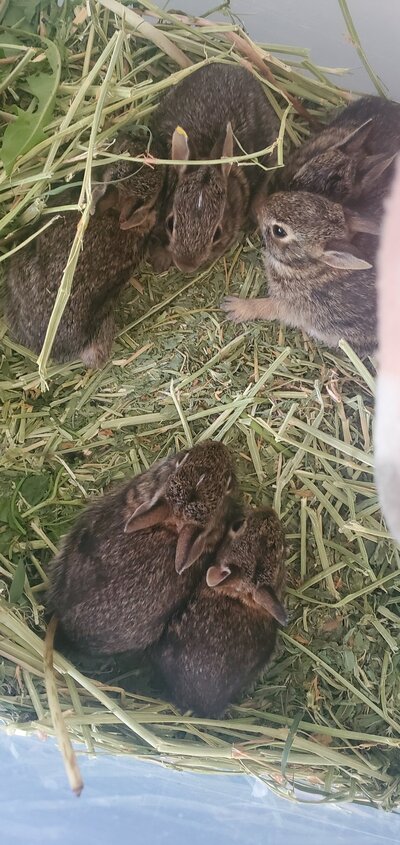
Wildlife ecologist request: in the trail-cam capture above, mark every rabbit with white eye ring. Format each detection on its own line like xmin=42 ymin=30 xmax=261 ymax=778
xmin=222 ymin=190 xmax=381 ymax=356
xmin=5 ymin=132 xmax=165 ymax=368
xmin=148 ymin=63 xmax=279 ymax=275
xmin=47 ymin=440 xmax=243 ymax=656
xmin=152 ymin=506 xmax=287 ymax=718
xmin=277 ymin=95 xmax=399 ymax=215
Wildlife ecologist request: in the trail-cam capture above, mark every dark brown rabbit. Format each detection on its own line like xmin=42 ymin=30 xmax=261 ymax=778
xmin=152 ymin=506 xmax=287 ymax=718
xmin=222 ymin=191 xmax=379 ymax=355
xmin=47 ymin=440 xmax=242 ymax=655
xmin=148 ymin=63 xmax=279 ymax=273
xmin=5 ymin=131 xmax=165 ymax=367
xmin=277 ymin=96 xmax=399 ymax=211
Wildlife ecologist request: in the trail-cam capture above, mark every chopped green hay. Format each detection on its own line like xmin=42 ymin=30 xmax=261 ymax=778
xmin=1 ymin=0 xmax=400 ymax=809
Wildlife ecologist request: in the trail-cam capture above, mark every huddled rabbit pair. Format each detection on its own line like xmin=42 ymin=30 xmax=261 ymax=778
xmin=47 ymin=440 xmax=287 ymax=718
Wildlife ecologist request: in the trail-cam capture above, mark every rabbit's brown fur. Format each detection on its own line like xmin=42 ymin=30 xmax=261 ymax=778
xmin=152 ymin=507 xmax=286 ymax=718
xmin=278 ymin=96 xmax=399 ymax=212
xmin=47 ymin=440 xmax=242 ymax=655
xmin=5 ymin=132 xmax=165 ymax=367
xmin=222 ymin=191 xmax=378 ymax=354
xmin=148 ymin=63 xmax=279 ymax=273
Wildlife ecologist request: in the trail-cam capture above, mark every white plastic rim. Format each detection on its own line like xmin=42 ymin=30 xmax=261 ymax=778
xmin=375 ymin=374 xmax=400 ymax=541
xmin=375 ymin=154 xmax=400 ymax=542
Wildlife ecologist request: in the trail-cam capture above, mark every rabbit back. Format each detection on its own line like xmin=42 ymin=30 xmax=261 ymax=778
xmin=329 ymin=96 xmax=400 ymax=156
xmin=47 ymin=454 xmax=208 ymax=654
xmin=53 ymin=522 xmax=203 ymax=655
xmin=153 ymin=63 xmax=278 ymax=191
xmin=6 ymin=130 xmax=164 ymax=364
xmin=153 ymin=586 xmax=277 ymax=717
xmin=278 ymin=96 xmax=399 ymax=206
xmin=5 ymin=203 xmax=145 ymax=363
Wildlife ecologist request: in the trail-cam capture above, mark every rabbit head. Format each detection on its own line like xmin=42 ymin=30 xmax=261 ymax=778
xmin=164 ymin=123 xmax=248 ymax=273
xmin=283 ymin=119 xmax=395 ymax=201
xmin=257 ymin=191 xmax=377 ymax=275
xmin=124 ymin=440 xmax=240 ymax=574
xmin=206 ymin=506 xmax=287 ymax=625
xmin=91 ymin=132 xmax=165 ymax=232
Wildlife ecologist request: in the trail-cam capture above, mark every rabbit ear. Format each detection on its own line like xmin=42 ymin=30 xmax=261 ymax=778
xmin=209 ymin=123 xmax=234 ymax=180
xmin=175 ymin=524 xmax=209 ymax=574
xmin=124 ymin=453 xmax=188 ymax=533
xmin=90 ymin=183 xmax=119 ymax=215
xmin=344 ymin=209 xmax=380 ymax=236
xmin=291 ymin=160 xmax=309 ymax=183
xmin=253 ymin=585 xmax=288 ymax=626
xmin=124 ymin=492 xmax=170 ymax=533
xmin=322 ymin=239 xmax=373 ymax=271
xmin=176 ymin=451 xmax=189 ymax=469
xmin=206 ymin=562 xmax=232 ymax=587
xmin=119 ymin=197 xmax=152 ymax=230
xmin=90 ymin=182 xmax=108 ymax=213
xmin=333 ymin=118 xmax=373 ymax=153
xmin=359 ymin=152 xmax=397 ymax=190
xmin=172 ymin=126 xmax=190 ymax=175
xmin=221 ymin=122 xmax=234 ymax=179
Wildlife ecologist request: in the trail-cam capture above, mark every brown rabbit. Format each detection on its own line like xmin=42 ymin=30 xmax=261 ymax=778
xmin=277 ymin=96 xmax=399 ymax=210
xmin=148 ymin=63 xmax=279 ymax=274
xmin=152 ymin=506 xmax=287 ymax=718
xmin=222 ymin=191 xmax=379 ymax=355
xmin=47 ymin=440 xmax=242 ymax=655
xmin=5 ymin=131 xmax=165 ymax=368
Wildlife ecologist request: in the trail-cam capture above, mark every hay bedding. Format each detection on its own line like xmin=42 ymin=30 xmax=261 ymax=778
xmin=0 ymin=0 xmax=399 ymax=808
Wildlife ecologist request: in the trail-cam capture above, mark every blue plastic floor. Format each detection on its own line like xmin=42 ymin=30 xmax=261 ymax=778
xmin=1 ymin=733 xmax=399 ymax=845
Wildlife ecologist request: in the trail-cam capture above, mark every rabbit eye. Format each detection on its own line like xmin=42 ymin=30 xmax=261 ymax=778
xmin=166 ymin=214 xmax=174 ymax=236
xmin=272 ymin=224 xmax=287 ymax=239
xmin=213 ymin=225 xmax=222 ymax=244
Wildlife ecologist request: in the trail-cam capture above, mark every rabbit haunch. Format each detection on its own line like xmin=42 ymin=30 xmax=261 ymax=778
xmin=148 ymin=63 xmax=279 ymax=274
xmin=47 ymin=440 xmax=242 ymax=655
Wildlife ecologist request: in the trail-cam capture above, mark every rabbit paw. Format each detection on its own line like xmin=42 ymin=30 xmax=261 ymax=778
xmin=221 ymin=296 xmax=254 ymax=323
xmin=81 ymin=316 xmax=114 ymax=369
xmin=81 ymin=343 xmax=109 ymax=370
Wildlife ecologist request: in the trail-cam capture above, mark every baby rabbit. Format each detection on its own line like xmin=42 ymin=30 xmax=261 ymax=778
xmin=5 ymin=131 xmax=165 ymax=368
xmin=222 ymin=191 xmax=378 ymax=355
xmin=278 ymin=96 xmax=399 ymax=209
xmin=47 ymin=440 xmax=241 ymax=655
xmin=149 ymin=63 xmax=279 ymax=274
xmin=152 ymin=506 xmax=287 ymax=718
